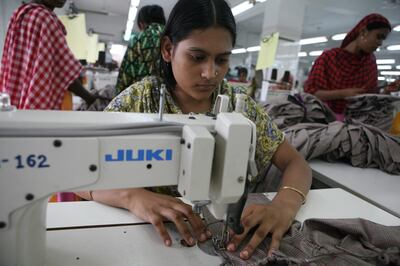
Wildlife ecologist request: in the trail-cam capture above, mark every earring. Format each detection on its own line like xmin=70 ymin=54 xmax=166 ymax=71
xmin=215 ymin=71 xmax=219 ymax=77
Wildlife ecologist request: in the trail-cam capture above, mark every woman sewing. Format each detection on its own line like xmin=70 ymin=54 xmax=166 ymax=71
xmin=77 ymin=0 xmax=312 ymax=260
xmin=304 ymin=13 xmax=392 ymax=118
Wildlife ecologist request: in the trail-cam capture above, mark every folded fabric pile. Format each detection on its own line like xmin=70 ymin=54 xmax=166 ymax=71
xmin=263 ymin=93 xmax=336 ymax=130
xmin=345 ymin=94 xmax=400 ymax=131
xmin=283 ymin=120 xmax=400 ymax=175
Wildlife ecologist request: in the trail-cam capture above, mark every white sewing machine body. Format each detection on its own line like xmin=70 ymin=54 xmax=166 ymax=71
xmin=0 ymin=109 xmax=256 ymax=266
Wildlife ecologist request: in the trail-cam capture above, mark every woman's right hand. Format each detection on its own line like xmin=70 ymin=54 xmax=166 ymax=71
xmin=125 ymin=188 xmax=210 ymax=246
xmin=341 ymin=87 xmax=366 ymax=98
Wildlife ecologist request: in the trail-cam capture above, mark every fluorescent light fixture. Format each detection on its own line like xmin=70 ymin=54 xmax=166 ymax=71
xmin=231 ymin=1 xmax=253 ymax=16
xmin=309 ymin=50 xmax=323 ymax=56
xmin=331 ymin=33 xmax=346 ymax=41
xmin=378 ymin=76 xmax=385 ymax=81
xmin=394 ymin=25 xmax=400 ymax=32
xmin=387 ymin=45 xmax=400 ymax=51
xmin=123 ymin=0 xmax=141 ymax=41
xmin=232 ymin=48 xmax=247 ymax=54
xmin=298 ymin=52 xmax=307 ymax=57
xmin=396 ymin=65 xmax=400 ymax=70
xmin=387 ymin=78 xmax=396 ymax=82
xmin=377 ymin=65 xmax=392 ymax=70
xmin=381 ymin=71 xmax=400 ymax=76
xmin=300 ymin=36 xmax=328 ymax=45
xmin=231 ymin=0 xmax=268 ymax=16
xmin=376 ymin=59 xmax=395 ymax=64
xmin=247 ymin=46 xmax=260 ymax=52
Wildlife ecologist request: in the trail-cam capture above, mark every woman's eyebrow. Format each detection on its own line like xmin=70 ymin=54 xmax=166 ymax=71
xmin=187 ymin=47 xmax=232 ymax=56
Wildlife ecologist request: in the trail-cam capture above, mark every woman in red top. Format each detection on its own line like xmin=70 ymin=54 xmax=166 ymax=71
xmin=304 ymin=14 xmax=392 ymax=116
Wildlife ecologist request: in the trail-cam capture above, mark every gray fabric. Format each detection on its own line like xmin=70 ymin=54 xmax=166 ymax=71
xmin=78 ymin=84 xmax=116 ymax=111
xmin=198 ymin=194 xmax=400 ymax=266
xmin=263 ymin=93 xmax=336 ymax=130
xmin=345 ymin=94 xmax=400 ymax=132
xmin=283 ymin=120 xmax=400 ymax=174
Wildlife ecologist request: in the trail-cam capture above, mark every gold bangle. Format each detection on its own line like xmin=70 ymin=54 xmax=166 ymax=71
xmin=280 ymin=186 xmax=306 ymax=205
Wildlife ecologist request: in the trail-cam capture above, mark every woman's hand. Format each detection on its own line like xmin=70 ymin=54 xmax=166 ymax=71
xmin=226 ymin=200 xmax=297 ymax=260
xmin=125 ymin=188 xmax=210 ymax=247
xmin=340 ymin=87 xmax=366 ymax=98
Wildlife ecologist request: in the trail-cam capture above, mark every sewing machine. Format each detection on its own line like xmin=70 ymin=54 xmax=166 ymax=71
xmin=0 ymin=93 xmax=257 ymax=266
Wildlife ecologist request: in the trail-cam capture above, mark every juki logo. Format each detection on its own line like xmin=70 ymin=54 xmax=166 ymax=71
xmin=105 ymin=149 xmax=173 ymax=162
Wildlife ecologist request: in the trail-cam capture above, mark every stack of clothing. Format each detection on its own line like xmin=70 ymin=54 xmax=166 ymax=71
xmin=283 ymin=120 xmax=400 ymax=175
xmin=345 ymin=94 xmax=400 ymax=131
xmin=263 ymin=93 xmax=336 ymax=130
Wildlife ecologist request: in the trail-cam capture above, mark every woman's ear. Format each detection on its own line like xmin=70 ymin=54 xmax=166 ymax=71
xmin=161 ymin=36 xmax=173 ymax=62
xmin=359 ymin=27 xmax=368 ymax=39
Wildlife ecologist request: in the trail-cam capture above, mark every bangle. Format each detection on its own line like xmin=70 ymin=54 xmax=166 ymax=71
xmin=280 ymin=186 xmax=306 ymax=205
xmin=89 ymin=190 xmax=94 ymax=201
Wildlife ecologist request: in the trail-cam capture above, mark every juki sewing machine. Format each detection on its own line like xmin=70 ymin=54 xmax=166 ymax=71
xmin=0 ymin=91 xmax=257 ymax=266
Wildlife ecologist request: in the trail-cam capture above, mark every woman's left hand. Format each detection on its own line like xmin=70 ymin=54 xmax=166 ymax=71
xmin=226 ymin=201 xmax=297 ymax=260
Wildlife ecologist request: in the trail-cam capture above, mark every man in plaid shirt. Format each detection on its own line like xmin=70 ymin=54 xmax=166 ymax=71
xmin=0 ymin=0 xmax=95 ymax=110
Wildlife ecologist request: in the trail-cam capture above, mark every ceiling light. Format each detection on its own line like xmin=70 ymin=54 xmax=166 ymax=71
xmin=300 ymin=36 xmax=328 ymax=45
xmin=309 ymin=50 xmax=323 ymax=56
xmin=381 ymin=71 xmax=400 ymax=76
xmin=394 ymin=25 xmax=400 ymax=32
xmin=378 ymin=65 xmax=392 ymax=70
xmin=247 ymin=46 xmax=260 ymax=52
xmin=231 ymin=0 xmax=268 ymax=16
xmin=396 ymin=65 xmax=400 ymax=70
xmin=331 ymin=33 xmax=346 ymax=41
xmin=387 ymin=45 xmax=400 ymax=51
xmin=232 ymin=48 xmax=247 ymax=54
xmin=231 ymin=1 xmax=253 ymax=16
xmin=298 ymin=52 xmax=307 ymax=57
xmin=124 ymin=0 xmax=141 ymax=41
xmin=378 ymin=76 xmax=385 ymax=81
xmin=376 ymin=59 xmax=395 ymax=64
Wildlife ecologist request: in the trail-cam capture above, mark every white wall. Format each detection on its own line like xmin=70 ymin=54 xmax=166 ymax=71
xmin=0 ymin=0 xmax=20 ymax=59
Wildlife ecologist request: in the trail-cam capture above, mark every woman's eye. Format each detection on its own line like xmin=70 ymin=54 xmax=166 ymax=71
xmin=217 ymin=57 xmax=229 ymax=65
xmin=191 ymin=54 xmax=205 ymax=61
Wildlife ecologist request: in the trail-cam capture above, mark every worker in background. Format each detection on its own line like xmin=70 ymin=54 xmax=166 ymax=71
xmin=115 ymin=5 xmax=166 ymax=95
xmin=77 ymin=0 xmax=312 ymax=260
xmin=304 ymin=13 xmax=392 ymax=118
xmin=0 ymin=0 xmax=95 ymax=110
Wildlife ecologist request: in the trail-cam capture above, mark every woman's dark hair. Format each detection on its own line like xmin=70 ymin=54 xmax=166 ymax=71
xmin=137 ymin=5 xmax=166 ymax=26
xmin=160 ymin=0 xmax=236 ymax=89
xmin=366 ymin=21 xmax=391 ymax=31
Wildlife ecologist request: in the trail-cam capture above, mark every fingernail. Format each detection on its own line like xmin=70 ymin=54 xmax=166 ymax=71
xmin=227 ymin=243 xmax=235 ymax=251
xmin=189 ymin=237 xmax=195 ymax=245
xmin=199 ymin=233 xmax=206 ymax=242
xmin=240 ymin=250 xmax=249 ymax=259
xmin=206 ymin=230 xmax=212 ymax=237
xmin=165 ymin=239 xmax=171 ymax=246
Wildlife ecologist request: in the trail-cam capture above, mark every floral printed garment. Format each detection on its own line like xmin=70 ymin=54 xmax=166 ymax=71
xmin=105 ymin=76 xmax=284 ymax=195
xmin=115 ymin=23 xmax=165 ymax=95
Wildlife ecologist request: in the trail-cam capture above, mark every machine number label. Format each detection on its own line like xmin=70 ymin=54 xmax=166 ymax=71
xmin=14 ymin=154 xmax=50 ymax=169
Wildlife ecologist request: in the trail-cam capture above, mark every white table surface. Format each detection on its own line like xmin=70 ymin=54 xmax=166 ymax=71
xmin=46 ymin=188 xmax=400 ymax=266
xmin=309 ymin=159 xmax=400 ymax=218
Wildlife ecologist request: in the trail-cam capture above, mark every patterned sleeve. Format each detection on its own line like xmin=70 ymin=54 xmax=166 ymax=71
xmin=304 ymin=52 xmax=329 ymax=95
xmin=227 ymin=84 xmax=284 ymax=171
xmin=245 ymin=97 xmax=284 ymax=170
xmin=105 ymin=82 xmax=142 ymax=112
